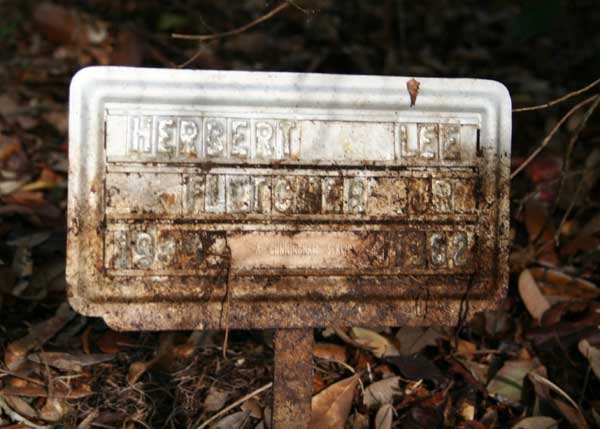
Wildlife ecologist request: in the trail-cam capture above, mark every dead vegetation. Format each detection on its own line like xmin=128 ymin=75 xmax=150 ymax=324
xmin=1 ymin=0 xmax=600 ymax=428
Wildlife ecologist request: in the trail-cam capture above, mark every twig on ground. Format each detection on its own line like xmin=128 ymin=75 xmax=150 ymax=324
xmin=510 ymin=95 xmax=599 ymax=180
xmin=513 ymin=77 xmax=600 ymax=112
xmin=195 ymin=382 xmax=273 ymax=429
xmin=173 ymin=2 xmax=291 ymax=68
xmin=553 ymin=95 xmax=600 ymax=242
xmin=173 ymin=2 xmax=290 ymax=42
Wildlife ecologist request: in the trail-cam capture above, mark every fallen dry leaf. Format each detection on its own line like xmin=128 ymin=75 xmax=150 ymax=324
xmin=487 ymin=359 xmax=538 ymax=403
xmin=395 ymin=327 xmax=444 ymax=355
xmin=127 ymin=333 xmax=174 ymax=384
xmin=518 ymin=269 xmax=551 ymax=322
xmin=310 ymin=374 xmax=359 ymax=429
xmin=350 ymin=328 xmax=399 ymax=358
xmin=528 ymin=369 xmax=588 ymax=429
xmin=578 ymin=339 xmax=600 ymax=380
xmin=5 ymin=303 xmax=75 ymax=370
xmin=363 ymin=376 xmax=401 ymax=408
xmin=348 ymin=412 xmax=369 ymax=429
xmin=512 ymin=416 xmax=558 ymax=429
xmin=39 ymin=398 xmax=68 ymax=422
xmin=28 ymin=352 xmax=114 ymax=372
xmin=523 ymin=199 xmax=559 ymax=265
xmin=203 ymin=386 xmax=230 ymax=412
xmin=1 ymin=381 xmax=94 ymax=400
xmin=374 ymin=403 xmax=394 ymax=429
xmin=241 ymin=397 xmax=262 ymax=419
xmin=530 ymin=268 xmax=599 ymax=301
xmin=0 ymin=394 xmax=38 ymax=420
xmin=211 ymin=410 xmax=250 ymax=429
xmin=314 ymin=343 xmax=348 ymax=363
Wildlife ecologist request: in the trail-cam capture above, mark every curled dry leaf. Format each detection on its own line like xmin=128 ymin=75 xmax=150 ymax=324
xmin=406 ymin=78 xmax=420 ymax=108
xmin=529 ymin=267 xmax=599 ymax=301
xmin=395 ymin=327 xmax=444 ymax=355
xmin=28 ymin=352 xmax=114 ymax=372
xmin=0 ymin=394 xmax=38 ymax=420
xmin=486 ymin=359 xmax=538 ymax=403
xmin=310 ymin=374 xmax=359 ymax=429
xmin=203 ymin=386 xmax=231 ymax=413
xmin=518 ymin=269 xmax=551 ymax=322
xmin=128 ymin=333 xmax=175 ymax=384
xmin=1 ymin=381 xmax=94 ymax=399
xmin=314 ymin=342 xmax=348 ymax=363
xmin=350 ymin=327 xmax=399 ymax=358
xmin=528 ymin=367 xmax=588 ymax=429
xmin=211 ymin=410 xmax=250 ymax=429
xmin=39 ymin=397 xmax=68 ymax=422
xmin=5 ymin=302 xmax=75 ymax=370
xmin=374 ymin=403 xmax=394 ymax=429
xmin=363 ymin=376 xmax=401 ymax=408
xmin=0 ymin=394 xmax=52 ymax=429
xmin=241 ymin=397 xmax=262 ymax=419
xmin=512 ymin=416 xmax=558 ymax=429
xmin=578 ymin=339 xmax=600 ymax=380
xmin=459 ymin=402 xmax=476 ymax=423
xmin=348 ymin=412 xmax=369 ymax=429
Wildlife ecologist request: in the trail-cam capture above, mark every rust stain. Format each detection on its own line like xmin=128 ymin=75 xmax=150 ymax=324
xmin=272 ymin=329 xmax=313 ymax=429
xmin=67 ymin=156 xmax=508 ymax=331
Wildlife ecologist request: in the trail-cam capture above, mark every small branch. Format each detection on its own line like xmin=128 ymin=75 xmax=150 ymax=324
xmin=553 ymin=95 xmax=600 ymax=242
xmin=513 ymin=77 xmax=600 ymax=112
xmin=173 ymin=2 xmax=290 ymax=42
xmin=195 ymin=382 xmax=273 ymax=429
xmin=510 ymin=95 xmax=599 ymax=180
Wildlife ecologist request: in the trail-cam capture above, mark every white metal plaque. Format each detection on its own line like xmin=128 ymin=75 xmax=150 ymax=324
xmin=67 ymin=67 xmax=511 ymax=330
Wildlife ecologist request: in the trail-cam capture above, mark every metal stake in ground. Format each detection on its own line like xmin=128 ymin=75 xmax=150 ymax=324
xmin=272 ymin=329 xmax=314 ymax=428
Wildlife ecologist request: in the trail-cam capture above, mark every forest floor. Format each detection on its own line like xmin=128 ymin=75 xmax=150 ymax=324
xmin=1 ymin=1 xmax=600 ymax=428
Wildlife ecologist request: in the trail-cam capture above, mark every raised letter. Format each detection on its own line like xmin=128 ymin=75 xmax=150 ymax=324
xmin=441 ymin=124 xmax=461 ymax=160
xmin=157 ymin=118 xmax=176 ymax=153
xmin=205 ymin=119 xmax=225 ymax=157
xmin=278 ymin=120 xmax=296 ymax=158
xmin=273 ymin=177 xmax=293 ymax=213
xmin=179 ymin=119 xmax=199 ymax=154
xmin=205 ymin=175 xmax=226 ymax=212
xmin=429 ymin=233 xmax=447 ymax=267
xmin=346 ymin=177 xmax=367 ymax=213
xmin=256 ymin=121 xmax=275 ymax=158
xmin=132 ymin=232 xmax=154 ymax=268
xmin=419 ymin=124 xmax=438 ymax=159
xmin=432 ymin=180 xmax=453 ymax=212
xmin=129 ymin=116 xmax=153 ymax=153
xmin=231 ymin=120 xmax=249 ymax=158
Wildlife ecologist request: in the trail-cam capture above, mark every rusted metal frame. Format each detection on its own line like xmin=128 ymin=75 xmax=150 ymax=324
xmin=272 ymin=328 xmax=314 ymax=428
